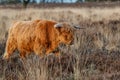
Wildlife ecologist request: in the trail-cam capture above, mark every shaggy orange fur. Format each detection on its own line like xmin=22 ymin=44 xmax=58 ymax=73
xmin=3 ymin=20 xmax=74 ymax=59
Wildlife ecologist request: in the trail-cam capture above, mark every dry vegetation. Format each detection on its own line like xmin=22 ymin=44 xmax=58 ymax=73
xmin=0 ymin=6 xmax=120 ymax=80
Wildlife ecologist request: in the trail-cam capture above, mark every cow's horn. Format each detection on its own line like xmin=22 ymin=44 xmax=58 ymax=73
xmin=54 ymin=23 xmax=63 ymax=28
xmin=74 ymin=26 xmax=85 ymax=29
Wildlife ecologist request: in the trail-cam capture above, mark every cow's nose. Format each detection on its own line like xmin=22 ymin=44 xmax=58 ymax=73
xmin=70 ymin=40 xmax=74 ymax=45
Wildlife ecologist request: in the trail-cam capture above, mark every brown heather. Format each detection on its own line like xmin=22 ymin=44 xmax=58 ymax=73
xmin=0 ymin=7 xmax=120 ymax=80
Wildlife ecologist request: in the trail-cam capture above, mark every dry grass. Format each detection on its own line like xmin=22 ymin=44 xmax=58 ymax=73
xmin=0 ymin=7 xmax=120 ymax=80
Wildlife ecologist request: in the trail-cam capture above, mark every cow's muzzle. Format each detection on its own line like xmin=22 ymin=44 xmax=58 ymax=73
xmin=69 ymin=40 xmax=74 ymax=45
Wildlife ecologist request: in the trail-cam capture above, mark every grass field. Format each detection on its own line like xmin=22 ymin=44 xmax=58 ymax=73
xmin=0 ymin=6 xmax=120 ymax=80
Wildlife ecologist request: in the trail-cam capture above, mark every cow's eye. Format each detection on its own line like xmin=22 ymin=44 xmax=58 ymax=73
xmin=64 ymin=35 xmax=67 ymax=39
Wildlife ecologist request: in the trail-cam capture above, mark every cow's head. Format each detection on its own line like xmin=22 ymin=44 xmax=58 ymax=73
xmin=54 ymin=23 xmax=85 ymax=45
xmin=54 ymin=23 xmax=75 ymax=45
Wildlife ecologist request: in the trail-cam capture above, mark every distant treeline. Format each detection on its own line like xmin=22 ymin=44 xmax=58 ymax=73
xmin=0 ymin=0 xmax=119 ymax=8
xmin=0 ymin=0 xmax=120 ymax=4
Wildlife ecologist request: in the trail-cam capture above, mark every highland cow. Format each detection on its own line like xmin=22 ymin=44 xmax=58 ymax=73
xmin=3 ymin=20 xmax=80 ymax=59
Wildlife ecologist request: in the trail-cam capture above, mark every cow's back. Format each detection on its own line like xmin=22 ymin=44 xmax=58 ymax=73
xmin=9 ymin=20 xmax=41 ymax=52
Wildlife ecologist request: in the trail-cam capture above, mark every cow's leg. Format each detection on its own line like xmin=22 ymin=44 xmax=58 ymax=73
xmin=54 ymin=51 xmax=60 ymax=57
xmin=19 ymin=51 xmax=26 ymax=59
xmin=46 ymin=48 xmax=60 ymax=57
xmin=46 ymin=47 xmax=60 ymax=57
xmin=46 ymin=48 xmax=53 ymax=55
xmin=3 ymin=39 xmax=17 ymax=60
xmin=35 ymin=50 xmax=45 ymax=58
xmin=34 ymin=45 xmax=45 ymax=58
